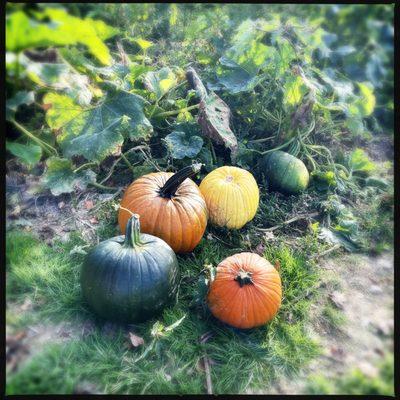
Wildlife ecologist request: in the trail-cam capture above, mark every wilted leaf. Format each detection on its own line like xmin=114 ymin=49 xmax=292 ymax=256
xmin=144 ymin=67 xmax=177 ymax=99
xmin=198 ymin=93 xmax=238 ymax=162
xmin=6 ymin=141 xmax=42 ymax=167
xmin=128 ymin=332 xmax=144 ymax=348
xmin=319 ymin=226 xmax=358 ymax=252
xmin=84 ymin=200 xmax=94 ymax=210
xmin=41 ymin=157 xmax=96 ymax=196
xmin=6 ymin=91 xmax=35 ymax=121
xmin=69 ymin=245 xmax=89 ymax=256
xmin=164 ymin=124 xmax=203 ymax=159
xmin=43 ymin=91 xmax=152 ymax=162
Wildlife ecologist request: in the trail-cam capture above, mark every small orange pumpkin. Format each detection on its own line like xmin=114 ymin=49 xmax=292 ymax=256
xmin=207 ymin=252 xmax=282 ymax=329
xmin=118 ymin=164 xmax=208 ymax=253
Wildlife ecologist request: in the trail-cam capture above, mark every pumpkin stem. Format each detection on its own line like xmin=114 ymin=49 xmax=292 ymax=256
xmin=124 ymin=214 xmax=142 ymax=247
xmin=159 ymin=163 xmax=202 ymax=198
xmin=234 ymin=270 xmax=254 ymax=287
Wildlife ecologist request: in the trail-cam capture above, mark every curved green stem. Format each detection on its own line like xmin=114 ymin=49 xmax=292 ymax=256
xmin=260 ymin=135 xmax=297 ymax=155
xmin=89 ymin=182 xmax=117 ymax=191
xmin=73 ymin=162 xmax=98 ymax=173
xmin=124 ymin=214 xmax=142 ymax=248
xmin=11 ymin=119 xmax=58 ymax=156
xmin=121 ymin=153 xmax=135 ymax=173
xmin=159 ymin=163 xmax=202 ymax=198
xmin=153 ymin=104 xmax=199 ymax=119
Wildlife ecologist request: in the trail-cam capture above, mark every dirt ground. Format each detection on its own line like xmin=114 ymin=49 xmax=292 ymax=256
xmin=269 ymin=251 xmax=394 ymax=394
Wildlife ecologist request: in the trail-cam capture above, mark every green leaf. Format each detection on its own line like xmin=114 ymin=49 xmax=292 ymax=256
xmin=345 ymin=115 xmax=365 ymax=137
xmin=6 ymin=9 xmax=118 ymax=65
xmin=41 ymin=157 xmax=96 ymax=196
xmin=283 ymin=75 xmax=307 ymax=106
xmin=348 ymin=149 xmax=376 ymax=174
xmin=217 ymin=58 xmax=264 ymax=94
xmin=6 ymin=141 xmax=42 ymax=167
xmin=144 ymin=67 xmax=177 ymax=99
xmin=43 ymin=91 xmax=152 ymax=162
xmin=355 ymin=82 xmax=376 ymax=117
xmin=6 ymin=91 xmax=35 ymax=121
xmin=129 ymin=64 xmax=153 ymax=81
xmin=164 ymin=124 xmax=204 ymax=159
xmin=26 ymin=61 xmax=93 ymax=106
xmin=169 ymin=4 xmax=178 ymax=26
xmin=135 ymin=38 xmax=153 ymax=50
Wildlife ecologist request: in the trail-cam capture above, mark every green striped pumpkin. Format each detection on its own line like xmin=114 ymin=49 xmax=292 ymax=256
xmin=261 ymin=150 xmax=309 ymax=194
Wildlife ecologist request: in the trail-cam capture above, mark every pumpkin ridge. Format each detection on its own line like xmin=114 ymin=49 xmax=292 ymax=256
xmin=250 ymin=283 xmax=272 ymax=322
xmin=177 ymin=199 xmax=194 ymax=252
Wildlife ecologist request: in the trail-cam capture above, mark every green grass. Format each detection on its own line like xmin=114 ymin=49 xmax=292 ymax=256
xmin=305 ymin=354 xmax=394 ymax=395
xmin=6 ymin=226 xmax=322 ymax=394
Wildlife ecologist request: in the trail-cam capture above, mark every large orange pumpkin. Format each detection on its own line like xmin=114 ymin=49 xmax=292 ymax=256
xmin=118 ymin=164 xmax=208 ymax=253
xmin=207 ymin=252 xmax=282 ymax=329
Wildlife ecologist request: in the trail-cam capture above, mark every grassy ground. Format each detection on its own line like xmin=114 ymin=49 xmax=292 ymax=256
xmin=6 ymin=215 xmax=323 ymax=394
xmin=6 ymin=172 xmax=394 ymax=394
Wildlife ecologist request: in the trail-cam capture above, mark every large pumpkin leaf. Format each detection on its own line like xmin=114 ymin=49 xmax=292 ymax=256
xmin=164 ymin=124 xmax=204 ymax=159
xmin=41 ymin=157 xmax=96 ymax=196
xmin=6 ymin=91 xmax=35 ymax=121
xmin=6 ymin=141 xmax=42 ymax=167
xmin=43 ymin=91 xmax=153 ymax=162
xmin=26 ymin=61 xmax=93 ymax=106
xmin=198 ymin=93 xmax=238 ymax=161
xmin=144 ymin=67 xmax=178 ymax=99
xmin=6 ymin=9 xmax=118 ymax=65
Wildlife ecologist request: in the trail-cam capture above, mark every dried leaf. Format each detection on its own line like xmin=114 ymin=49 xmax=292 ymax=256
xmin=329 ymin=291 xmax=346 ymax=310
xmin=199 ymin=331 xmax=214 ymax=344
xmin=128 ymin=332 xmax=145 ymax=348
xmin=274 ymin=260 xmax=281 ymax=271
xmin=186 ymin=67 xmax=208 ymax=100
xmin=198 ymin=93 xmax=238 ymax=162
xmin=84 ymin=200 xmax=94 ymax=210
xmin=89 ymin=217 xmax=98 ymax=225
xmin=254 ymin=243 xmax=266 ymax=256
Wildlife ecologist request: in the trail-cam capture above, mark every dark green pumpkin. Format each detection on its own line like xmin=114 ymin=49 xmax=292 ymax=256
xmin=261 ymin=150 xmax=309 ymax=194
xmin=81 ymin=214 xmax=179 ymax=323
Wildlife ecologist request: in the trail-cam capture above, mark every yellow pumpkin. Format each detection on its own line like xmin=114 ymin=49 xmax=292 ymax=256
xmin=199 ymin=166 xmax=259 ymax=229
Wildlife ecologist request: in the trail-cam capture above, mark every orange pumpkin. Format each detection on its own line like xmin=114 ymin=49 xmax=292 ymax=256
xmin=207 ymin=252 xmax=282 ymax=329
xmin=118 ymin=164 xmax=208 ymax=253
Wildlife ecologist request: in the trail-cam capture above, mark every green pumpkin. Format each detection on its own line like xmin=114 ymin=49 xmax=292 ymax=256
xmin=81 ymin=214 xmax=179 ymax=323
xmin=261 ymin=150 xmax=309 ymax=194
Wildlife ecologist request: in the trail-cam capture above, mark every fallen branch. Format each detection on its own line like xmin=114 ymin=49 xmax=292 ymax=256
xmin=309 ymin=244 xmax=341 ymax=260
xmin=203 ymin=355 xmax=213 ymax=395
xmin=255 ymin=211 xmax=320 ymax=232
